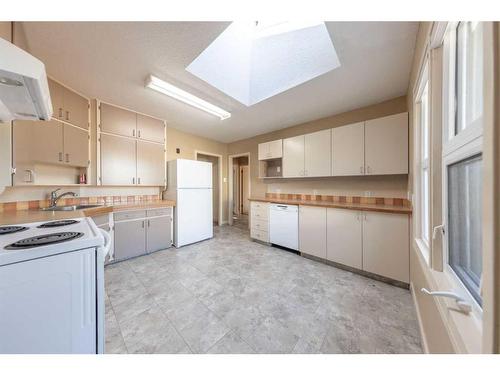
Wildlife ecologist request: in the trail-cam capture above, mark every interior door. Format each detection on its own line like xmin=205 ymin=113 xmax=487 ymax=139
xmin=0 ymin=249 xmax=96 ymax=354
xmin=100 ymin=103 xmax=137 ymax=138
xmin=332 ymin=122 xmax=365 ymax=176
xmin=63 ymin=89 xmax=89 ymax=130
xmin=240 ymin=166 xmax=249 ymax=214
xmin=364 ymin=112 xmax=408 ymax=175
xmin=327 ymin=208 xmax=363 ymax=269
xmin=146 ymin=215 xmax=172 ymax=253
xmin=176 ymin=188 xmax=213 ymax=247
xmin=136 ymin=140 xmax=165 ymax=186
xmin=32 ymin=120 xmax=63 ymax=164
xmin=136 ymin=114 xmax=165 ymax=143
xmin=63 ymin=124 xmax=88 ymax=167
xmin=100 ymin=134 xmax=136 ymax=185
xmin=283 ymin=135 xmax=305 ymax=177
xmin=114 ymin=219 xmax=147 ymax=260
xmin=305 ymin=129 xmax=331 ymax=177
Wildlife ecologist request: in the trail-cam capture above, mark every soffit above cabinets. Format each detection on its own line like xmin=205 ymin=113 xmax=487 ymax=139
xmin=19 ymin=22 xmax=418 ymax=143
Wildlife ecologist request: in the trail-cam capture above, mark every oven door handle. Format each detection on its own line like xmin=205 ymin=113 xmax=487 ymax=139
xmin=99 ymin=228 xmax=112 ymax=260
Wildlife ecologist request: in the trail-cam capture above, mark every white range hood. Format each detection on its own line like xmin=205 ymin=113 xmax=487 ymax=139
xmin=0 ymin=37 xmax=52 ymax=122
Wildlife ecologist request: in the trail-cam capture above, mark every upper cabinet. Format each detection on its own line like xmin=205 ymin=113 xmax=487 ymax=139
xmin=48 ymin=78 xmax=89 ymax=130
xmin=364 ymin=112 xmax=408 ymax=175
xmin=100 ymin=103 xmax=137 ymax=137
xmin=283 ymin=129 xmax=331 ymax=178
xmin=332 ymin=121 xmax=364 ymax=176
xmin=258 ymin=139 xmax=282 ymax=160
xmin=98 ymin=102 xmax=166 ymax=186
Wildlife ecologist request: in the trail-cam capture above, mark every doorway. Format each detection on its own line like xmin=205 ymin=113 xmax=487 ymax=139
xmin=195 ymin=151 xmax=223 ymax=226
xmin=228 ymin=153 xmax=250 ymax=228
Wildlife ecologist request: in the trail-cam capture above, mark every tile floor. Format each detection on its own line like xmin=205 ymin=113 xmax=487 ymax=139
xmin=105 ymin=224 xmax=422 ymax=354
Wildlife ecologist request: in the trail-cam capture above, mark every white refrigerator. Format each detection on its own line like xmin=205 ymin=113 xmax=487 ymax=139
xmin=165 ymin=159 xmax=213 ymax=247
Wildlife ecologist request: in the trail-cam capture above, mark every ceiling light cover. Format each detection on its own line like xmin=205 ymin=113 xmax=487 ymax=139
xmin=145 ymin=75 xmax=231 ymax=120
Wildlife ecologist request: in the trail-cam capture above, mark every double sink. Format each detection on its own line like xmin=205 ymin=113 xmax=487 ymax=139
xmin=40 ymin=204 xmax=103 ymax=212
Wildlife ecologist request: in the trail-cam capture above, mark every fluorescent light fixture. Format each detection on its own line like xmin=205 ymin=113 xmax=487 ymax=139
xmin=145 ymin=75 xmax=231 ymax=120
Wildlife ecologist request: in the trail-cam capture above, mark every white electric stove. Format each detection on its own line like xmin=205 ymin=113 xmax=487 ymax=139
xmin=0 ymin=217 xmax=111 ymax=354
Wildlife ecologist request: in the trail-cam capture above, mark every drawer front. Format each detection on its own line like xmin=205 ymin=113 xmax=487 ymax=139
xmin=251 ymin=228 xmax=269 ymax=242
xmin=251 ymin=201 xmax=268 ymax=210
xmin=114 ymin=210 xmax=146 ymax=222
xmin=146 ymin=207 xmax=173 ymax=217
xmin=251 ymin=218 xmax=269 ymax=232
xmin=92 ymin=214 xmax=109 ymax=226
xmin=251 ymin=203 xmax=269 ymax=220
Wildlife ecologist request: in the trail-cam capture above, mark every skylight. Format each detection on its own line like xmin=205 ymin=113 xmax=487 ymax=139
xmin=186 ymin=21 xmax=340 ymax=106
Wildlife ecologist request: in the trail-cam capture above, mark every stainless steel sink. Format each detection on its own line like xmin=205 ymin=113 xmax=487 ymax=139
xmin=40 ymin=204 xmax=103 ymax=211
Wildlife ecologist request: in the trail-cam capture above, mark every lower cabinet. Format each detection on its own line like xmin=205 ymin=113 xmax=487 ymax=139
xmin=362 ymin=211 xmax=409 ymax=283
xmin=113 ymin=208 xmax=173 ymax=262
xmin=250 ymin=201 xmax=270 ymax=242
xmin=299 ymin=206 xmax=327 ymax=258
xmin=326 ymin=208 xmax=362 ymax=269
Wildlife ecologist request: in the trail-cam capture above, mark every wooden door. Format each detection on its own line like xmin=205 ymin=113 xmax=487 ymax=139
xmin=240 ymin=165 xmax=249 ymax=214
xmin=146 ymin=215 xmax=172 ymax=253
xmin=326 ymin=208 xmax=363 ymax=269
xmin=332 ymin=122 xmax=365 ymax=176
xmin=299 ymin=206 xmax=327 ymax=259
xmin=63 ymin=89 xmax=89 ymax=130
xmin=364 ymin=112 xmax=408 ymax=175
xmin=304 ymin=129 xmax=331 ymax=177
xmin=32 ymin=120 xmax=63 ymax=164
xmin=48 ymin=79 xmax=64 ymax=121
xmin=283 ymin=135 xmax=305 ymax=177
xmin=136 ymin=114 xmax=165 ymax=143
xmin=114 ymin=219 xmax=146 ymax=261
xmin=100 ymin=134 xmax=136 ymax=185
xmin=136 ymin=141 xmax=164 ymax=186
xmin=63 ymin=125 xmax=88 ymax=167
xmin=362 ymin=211 xmax=409 ymax=283
xmin=100 ymin=103 xmax=137 ymax=138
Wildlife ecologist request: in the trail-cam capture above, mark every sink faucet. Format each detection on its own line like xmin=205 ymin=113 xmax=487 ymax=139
xmin=49 ymin=188 xmax=78 ymax=207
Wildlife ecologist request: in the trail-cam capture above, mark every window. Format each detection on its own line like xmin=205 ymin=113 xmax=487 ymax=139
xmin=443 ymin=22 xmax=484 ymax=308
xmin=414 ymin=61 xmax=430 ymax=256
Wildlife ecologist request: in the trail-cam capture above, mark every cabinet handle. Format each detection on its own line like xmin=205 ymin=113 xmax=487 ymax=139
xmin=138 ymin=130 xmax=141 ymax=138
xmin=132 ymin=177 xmax=135 ymax=184
xmin=132 ymin=129 xmax=135 ymax=137
xmin=58 ymin=152 xmax=63 ymax=162
xmin=58 ymin=108 xmax=63 ymax=118
xmin=66 ymin=111 xmax=70 ymax=121
xmin=142 ymin=221 xmax=145 ymax=228
xmin=364 ymin=212 xmax=367 ymax=221
xmin=367 ymin=166 xmax=371 ymax=174
xmin=138 ymin=177 xmax=141 ymax=184
xmin=65 ymin=153 xmax=69 ymax=163
xmin=147 ymin=219 xmax=150 ymax=227
xmin=360 ymin=166 xmax=363 ymax=174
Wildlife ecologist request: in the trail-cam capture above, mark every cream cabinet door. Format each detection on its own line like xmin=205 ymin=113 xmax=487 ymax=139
xmin=63 ymin=89 xmax=89 ymax=130
xmin=326 ymin=208 xmax=362 ymax=269
xmin=299 ymin=206 xmax=327 ymax=259
xmin=63 ymin=125 xmax=88 ymax=167
xmin=332 ymin=122 xmax=365 ymax=176
xmin=100 ymin=103 xmax=137 ymax=138
xmin=100 ymin=134 xmax=136 ymax=185
xmin=137 ymin=114 xmax=165 ymax=143
xmin=364 ymin=112 xmax=408 ymax=175
xmin=258 ymin=142 xmax=269 ymax=160
xmin=32 ymin=120 xmax=63 ymax=164
xmin=362 ymin=211 xmax=409 ymax=283
xmin=48 ymin=79 xmax=65 ymax=121
xmin=136 ymin=141 xmax=165 ymax=186
xmin=268 ymin=139 xmax=283 ymax=159
xmin=283 ymin=135 xmax=305 ymax=177
xmin=304 ymin=129 xmax=331 ymax=177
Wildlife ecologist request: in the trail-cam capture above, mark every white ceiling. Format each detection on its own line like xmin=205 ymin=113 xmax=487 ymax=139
xmin=19 ymin=22 xmax=418 ymax=143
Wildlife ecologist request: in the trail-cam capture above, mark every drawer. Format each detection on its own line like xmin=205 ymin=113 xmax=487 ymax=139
xmin=251 ymin=201 xmax=269 ymax=211
xmin=114 ymin=210 xmax=146 ymax=222
xmin=147 ymin=207 xmax=173 ymax=217
xmin=251 ymin=205 xmax=269 ymax=220
xmin=92 ymin=214 xmax=109 ymax=226
xmin=251 ymin=218 xmax=269 ymax=232
xmin=251 ymin=228 xmax=269 ymax=242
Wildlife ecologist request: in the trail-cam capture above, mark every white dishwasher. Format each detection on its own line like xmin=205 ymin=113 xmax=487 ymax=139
xmin=269 ymin=204 xmax=299 ymax=250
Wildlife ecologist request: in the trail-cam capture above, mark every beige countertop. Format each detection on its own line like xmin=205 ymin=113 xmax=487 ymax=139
xmin=0 ymin=200 xmax=176 ymax=225
xmin=248 ymin=197 xmax=412 ymax=215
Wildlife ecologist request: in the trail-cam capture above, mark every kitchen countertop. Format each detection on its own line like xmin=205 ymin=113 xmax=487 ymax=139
xmin=248 ymin=197 xmax=412 ymax=215
xmin=0 ymin=200 xmax=176 ymax=225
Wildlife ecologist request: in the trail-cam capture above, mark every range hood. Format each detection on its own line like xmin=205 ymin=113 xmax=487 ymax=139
xmin=0 ymin=38 xmax=52 ymax=123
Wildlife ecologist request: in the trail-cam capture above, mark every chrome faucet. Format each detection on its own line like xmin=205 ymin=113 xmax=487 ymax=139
xmin=49 ymin=188 xmax=78 ymax=207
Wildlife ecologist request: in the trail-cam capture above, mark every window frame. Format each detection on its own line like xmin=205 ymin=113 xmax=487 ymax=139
xmin=442 ymin=21 xmax=484 ymax=315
